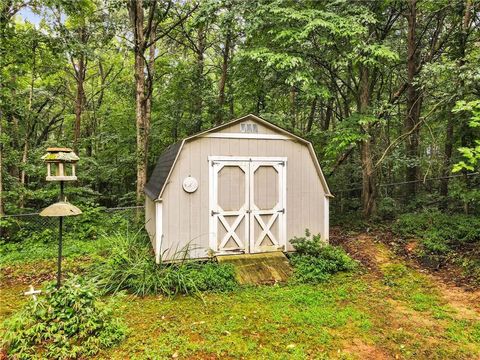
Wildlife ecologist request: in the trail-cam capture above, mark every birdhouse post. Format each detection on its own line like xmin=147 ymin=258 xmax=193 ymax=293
xmin=40 ymin=148 xmax=82 ymax=288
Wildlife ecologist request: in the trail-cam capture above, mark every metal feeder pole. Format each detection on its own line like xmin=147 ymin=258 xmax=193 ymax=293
xmin=40 ymin=148 xmax=82 ymax=289
xmin=57 ymin=181 xmax=64 ymax=288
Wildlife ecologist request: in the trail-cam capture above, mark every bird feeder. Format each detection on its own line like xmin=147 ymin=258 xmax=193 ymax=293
xmin=40 ymin=147 xmax=81 ymax=288
xmin=41 ymin=147 xmax=79 ymax=181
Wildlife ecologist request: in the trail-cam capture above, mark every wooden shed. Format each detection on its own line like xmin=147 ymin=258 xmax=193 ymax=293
xmin=145 ymin=114 xmax=332 ymax=263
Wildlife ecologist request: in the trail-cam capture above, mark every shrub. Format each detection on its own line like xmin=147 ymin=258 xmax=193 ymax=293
xmin=393 ymin=210 xmax=480 ymax=256
xmin=1 ymin=276 xmax=126 ymax=360
xmin=290 ymin=229 xmax=325 ymax=257
xmin=93 ymin=231 xmax=237 ymax=296
xmin=289 ymin=231 xmax=357 ymax=284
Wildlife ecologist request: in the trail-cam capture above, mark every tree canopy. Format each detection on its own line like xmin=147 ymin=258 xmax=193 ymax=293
xmin=1 ymin=0 xmax=479 ymax=217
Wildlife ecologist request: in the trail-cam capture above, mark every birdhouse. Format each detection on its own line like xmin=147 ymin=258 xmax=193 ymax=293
xmin=41 ymin=147 xmax=79 ymax=181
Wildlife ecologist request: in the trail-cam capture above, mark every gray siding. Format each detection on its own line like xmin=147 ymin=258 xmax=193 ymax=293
xmin=159 ymin=121 xmax=327 ymax=260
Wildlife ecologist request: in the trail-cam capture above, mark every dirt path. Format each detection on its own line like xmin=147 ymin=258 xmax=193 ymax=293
xmin=333 ymin=230 xmax=480 ymax=319
xmin=331 ymin=230 xmax=480 ymax=359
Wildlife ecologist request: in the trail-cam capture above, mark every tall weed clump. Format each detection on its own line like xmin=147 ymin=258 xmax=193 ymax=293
xmin=1 ymin=276 xmax=126 ymax=360
xmin=289 ymin=230 xmax=357 ymax=284
xmin=93 ymin=231 xmax=237 ymax=296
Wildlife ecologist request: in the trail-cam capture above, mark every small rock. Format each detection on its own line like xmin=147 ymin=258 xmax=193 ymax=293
xmin=286 ymin=344 xmax=296 ymax=349
xmin=172 ymin=351 xmax=179 ymax=358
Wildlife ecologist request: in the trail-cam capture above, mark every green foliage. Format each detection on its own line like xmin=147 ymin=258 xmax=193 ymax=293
xmin=289 ymin=231 xmax=357 ymax=284
xmin=2 ymin=204 xmax=131 ymax=244
xmin=1 ymin=276 xmax=126 ymax=359
xmin=93 ymin=231 xmax=237 ymax=296
xmin=377 ymin=196 xmax=399 ymax=220
xmin=452 ymin=100 xmax=480 ymax=172
xmin=393 ymin=210 xmax=480 ymax=250
xmin=454 ymin=256 xmax=480 ymax=286
xmin=0 ymin=234 xmax=111 ymax=265
xmin=0 ymin=206 xmax=135 ymax=264
xmin=392 ymin=209 xmax=480 ymax=284
xmin=393 ymin=210 xmax=480 ymax=284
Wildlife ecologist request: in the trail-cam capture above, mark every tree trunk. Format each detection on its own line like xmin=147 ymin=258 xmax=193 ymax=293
xmin=19 ymin=42 xmax=36 ymax=208
xmin=440 ymin=113 xmax=453 ymax=198
xmin=459 ymin=0 xmax=473 ymax=214
xmin=404 ymin=0 xmax=422 ymax=200
xmin=306 ymin=96 xmax=317 ymax=134
xmin=193 ymin=25 xmax=205 ymax=132
xmin=324 ymin=98 xmax=333 ymax=131
xmin=440 ymin=1 xmax=472 ymax=201
xmin=145 ymin=27 xmax=155 ymax=146
xmin=215 ymin=30 xmax=231 ymax=126
xmin=129 ymin=0 xmax=148 ymax=206
xmin=358 ymin=65 xmax=376 ymax=218
xmin=73 ymin=52 xmax=86 ymax=153
xmin=289 ymin=86 xmax=296 ymax=130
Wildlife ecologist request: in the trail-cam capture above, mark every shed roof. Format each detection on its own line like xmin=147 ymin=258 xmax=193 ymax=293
xmin=144 ymin=114 xmax=332 ymax=200
xmin=144 ymin=141 xmax=182 ymax=200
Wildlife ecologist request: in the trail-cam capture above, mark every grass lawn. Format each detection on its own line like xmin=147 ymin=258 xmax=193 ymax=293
xmin=1 ymin=236 xmax=479 ymax=359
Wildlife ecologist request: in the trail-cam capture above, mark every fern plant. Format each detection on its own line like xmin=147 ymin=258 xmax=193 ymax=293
xmin=1 ymin=276 xmax=126 ymax=360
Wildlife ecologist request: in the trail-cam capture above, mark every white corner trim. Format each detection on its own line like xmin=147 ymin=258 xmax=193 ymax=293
xmin=201 ymin=133 xmax=291 ymax=140
xmin=322 ymin=196 xmax=329 ymax=242
xmin=155 ymin=201 xmax=163 ymax=264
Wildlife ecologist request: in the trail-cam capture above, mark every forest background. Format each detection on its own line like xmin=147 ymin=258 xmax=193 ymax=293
xmin=1 ymin=0 xmax=479 ymax=220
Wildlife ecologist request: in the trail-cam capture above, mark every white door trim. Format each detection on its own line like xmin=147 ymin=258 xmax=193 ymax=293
xmin=209 ymin=159 xmax=250 ymax=254
xmin=249 ymin=160 xmax=286 ymax=253
xmin=208 ymin=156 xmax=287 ymax=255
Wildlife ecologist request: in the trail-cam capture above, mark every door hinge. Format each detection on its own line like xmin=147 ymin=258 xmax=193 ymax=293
xmin=211 ymin=210 xmax=219 ymax=216
xmin=279 ymin=161 xmax=285 ymax=166
xmin=277 ymin=208 xmax=285 ymax=214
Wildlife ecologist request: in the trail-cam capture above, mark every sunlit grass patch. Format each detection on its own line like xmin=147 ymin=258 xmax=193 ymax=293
xmin=446 ymin=320 xmax=480 ymax=344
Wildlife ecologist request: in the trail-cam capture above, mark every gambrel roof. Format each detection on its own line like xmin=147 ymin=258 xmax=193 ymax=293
xmin=144 ymin=141 xmax=182 ymax=200
xmin=144 ymin=114 xmax=332 ymax=200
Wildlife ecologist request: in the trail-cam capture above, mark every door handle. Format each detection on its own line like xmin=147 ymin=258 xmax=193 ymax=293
xmin=277 ymin=209 xmax=285 ymax=214
xmin=211 ymin=210 xmax=219 ymax=216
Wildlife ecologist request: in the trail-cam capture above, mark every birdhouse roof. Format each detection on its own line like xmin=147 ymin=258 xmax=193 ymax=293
xmin=42 ymin=149 xmax=79 ymax=162
xmin=39 ymin=202 xmax=82 ymax=217
xmin=46 ymin=147 xmax=73 ymax=152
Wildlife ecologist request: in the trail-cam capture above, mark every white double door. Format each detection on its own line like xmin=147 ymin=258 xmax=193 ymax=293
xmin=209 ymin=156 xmax=286 ymax=254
